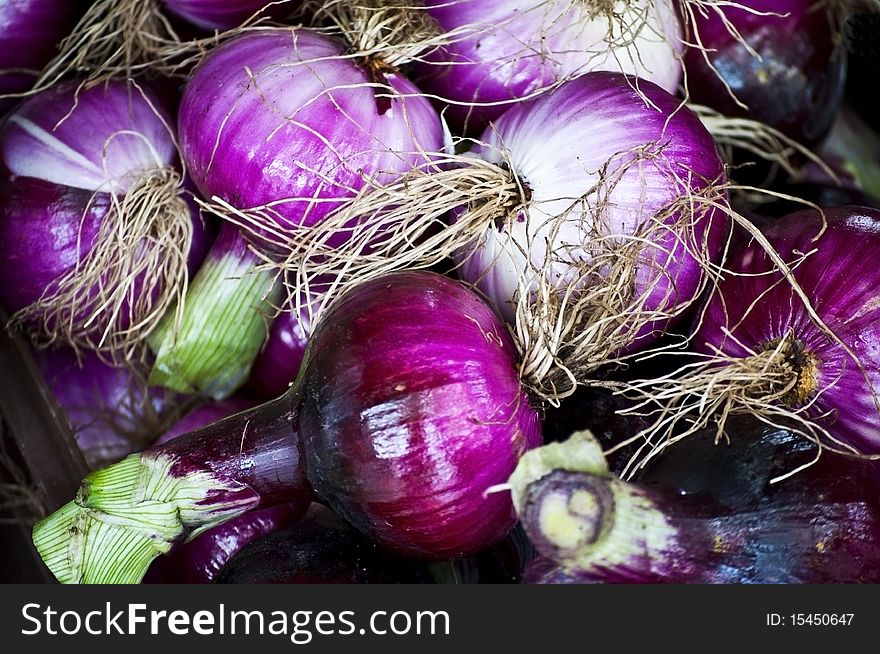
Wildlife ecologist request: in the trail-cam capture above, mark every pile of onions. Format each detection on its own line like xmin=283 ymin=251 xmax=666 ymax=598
xmin=415 ymin=0 xmax=683 ymax=134
xmin=147 ymin=26 xmax=445 ymax=398
xmin=619 ymin=205 xmax=880 ymax=475
xmin=33 ymin=271 xmax=542 ymax=583
xmin=0 ymin=80 xmax=209 ymax=357
xmin=279 ymin=71 xmax=728 ymax=402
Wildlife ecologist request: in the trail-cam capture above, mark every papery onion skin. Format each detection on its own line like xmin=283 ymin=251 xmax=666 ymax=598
xmin=144 ymin=397 xmax=310 ymax=584
xmin=162 ymin=0 xmax=296 ymax=31
xmin=32 ymin=347 xmax=184 ymax=469
xmin=416 ymin=0 xmax=682 ymax=134
xmin=458 ymin=72 xmax=727 ymax=347
xmin=695 ymin=206 xmax=880 ymax=454
xmin=683 ymin=0 xmax=845 ymax=144
xmin=1 ymin=80 xmax=177 ymax=193
xmin=299 ymin=271 xmax=542 ymax=559
xmin=0 ymin=0 xmax=78 ymax=107
xmin=179 ymin=29 xmax=445 ymax=244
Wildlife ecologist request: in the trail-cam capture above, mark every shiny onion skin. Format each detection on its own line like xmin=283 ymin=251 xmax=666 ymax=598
xmin=683 ymin=0 xmax=845 ymax=144
xmin=696 ymin=206 xmax=880 ymax=454
xmin=245 ymin=296 xmax=315 ymax=400
xmin=458 ymin=72 xmax=727 ymax=344
xmin=145 ymin=397 xmax=310 ymax=584
xmin=299 ymin=271 xmax=542 ymax=559
xmin=33 ymin=271 xmax=543 ymax=583
xmin=415 ymin=0 xmax=682 ymax=134
xmin=162 ymin=0 xmax=296 ymax=31
xmin=518 ymin=420 xmax=880 ymax=583
xmin=0 ymin=0 xmax=78 ymax=107
xmin=179 ymin=29 xmax=445 ymax=245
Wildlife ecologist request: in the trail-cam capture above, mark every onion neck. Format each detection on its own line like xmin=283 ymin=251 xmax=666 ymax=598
xmin=148 ymin=223 xmax=282 ymax=399
xmin=32 ymin=393 xmax=310 ymax=584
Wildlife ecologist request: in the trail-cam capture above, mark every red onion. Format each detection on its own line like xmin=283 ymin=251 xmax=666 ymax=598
xmin=0 ymin=80 xmax=207 ymax=356
xmin=32 ymin=347 xmax=184 ymax=469
xmin=512 ymin=421 xmax=880 ymax=583
xmin=33 ymin=271 xmax=542 ymax=583
xmin=683 ymin=0 xmax=846 ymax=144
xmin=624 ymin=205 xmax=880 ymax=469
xmin=144 ymin=397 xmax=311 ymax=584
xmin=148 ymin=27 xmax=445 ymax=398
xmin=0 ymin=0 xmax=78 ymax=109
xmin=416 ymin=0 xmax=683 ymax=134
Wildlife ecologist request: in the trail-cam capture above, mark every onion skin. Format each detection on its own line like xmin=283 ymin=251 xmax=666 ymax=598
xmin=214 ymin=506 xmax=434 ymax=584
xmin=683 ymin=0 xmax=845 ymax=144
xmin=245 ymin=297 xmax=314 ymax=400
xmin=0 ymin=176 xmax=210 ymax=328
xmin=32 ymin=271 xmax=543 ymax=583
xmin=179 ymin=29 xmax=444 ymax=244
xmin=299 ymin=271 xmax=542 ymax=559
xmin=31 ymin=347 xmax=184 ymax=469
xmin=145 ymin=397 xmax=310 ymax=584
xmin=517 ymin=420 xmax=880 ymax=583
xmin=162 ymin=0 xmax=296 ymax=31
xmin=0 ymin=1 xmax=78 ymax=107
xmin=696 ymin=206 xmax=880 ymax=454
xmin=459 ymin=72 xmax=727 ymax=345
xmin=416 ymin=0 xmax=682 ymax=135
xmin=1 ymin=80 xmax=177 ymax=193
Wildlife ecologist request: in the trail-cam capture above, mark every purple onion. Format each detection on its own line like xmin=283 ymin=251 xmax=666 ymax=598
xmin=179 ymin=28 xmax=443 ymax=240
xmin=415 ymin=0 xmax=682 ymax=134
xmin=2 ymin=80 xmax=177 ymax=193
xmin=457 ymin=72 xmax=727 ymax=346
xmin=148 ymin=27 xmax=445 ymax=398
xmin=145 ymin=397 xmax=311 ymax=584
xmin=693 ymin=206 xmax=880 ymax=454
xmin=162 ymin=0 xmax=296 ymax=31
xmin=0 ymin=1 xmax=78 ymax=108
xmin=683 ymin=0 xmax=846 ymax=144
xmin=213 ymin=506 xmax=433 ymax=584
xmin=32 ymin=347 xmax=184 ymax=469
xmin=34 ymin=271 xmax=543 ymax=583
xmin=513 ymin=420 xmax=880 ymax=583
xmin=0 ymin=80 xmax=208 ymax=353
xmin=245 ymin=298 xmax=313 ymax=400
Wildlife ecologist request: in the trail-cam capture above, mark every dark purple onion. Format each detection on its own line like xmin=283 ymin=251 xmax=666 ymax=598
xmin=0 ymin=1 xmax=78 ymax=109
xmin=245 ymin=296 xmax=314 ymax=400
xmin=145 ymin=397 xmax=310 ymax=584
xmin=214 ymin=506 xmax=433 ymax=584
xmin=33 ymin=271 xmax=543 ymax=582
xmin=696 ymin=206 xmax=880 ymax=454
xmin=32 ymin=347 xmax=184 ymax=469
xmin=683 ymin=0 xmax=846 ymax=144
xmin=515 ymin=419 xmax=880 ymax=583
